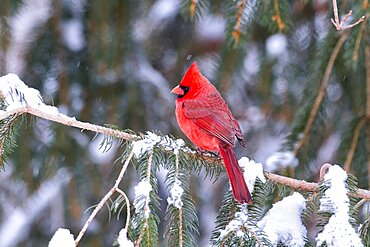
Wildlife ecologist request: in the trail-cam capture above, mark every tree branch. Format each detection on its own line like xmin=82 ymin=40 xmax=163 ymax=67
xmin=75 ymin=150 xmax=134 ymax=245
xmin=344 ymin=117 xmax=366 ymax=172
xmin=1 ymin=100 xmax=369 ymax=201
xmin=0 ymin=105 xmax=138 ymax=141
xmin=266 ymin=171 xmax=370 ymax=200
xmin=1 ymin=75 xmax=369 ymax=203
xmin=294 ymin=31 xmax=349 ymax=156
xmin=330 ymin=0 xmax=365 ymax=30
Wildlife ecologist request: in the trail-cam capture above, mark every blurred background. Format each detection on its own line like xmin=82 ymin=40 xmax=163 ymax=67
xmin=0 ymin=0 xmax=368 ymax=246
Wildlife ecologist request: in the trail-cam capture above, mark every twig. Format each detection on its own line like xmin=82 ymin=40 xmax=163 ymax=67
xmin=272 ymin=0 xmax=285 ymax=31
xmin=189 ymin=0 xmax=197 ymax=18
xmin=294 ymin=31 xmax=349 ymax=156
xmin=116 ymin=188 xmax=131 ymax=231
xmin=344 ymin=117 xmax=366 ymax=172
xmin=0 ymin=105 xmax=138 ymax=141
xmin=232 ymin=0 xmax=247 ymax=45
xmin=75 ymin=150 xmax=134 ymax=245
xmin=330 ymin=0 xmax=365 ymax=30
xmin=265 ymin=171 xmax=370 ymax=200
xmin=352 ymin=19 xmax=366 ymax=62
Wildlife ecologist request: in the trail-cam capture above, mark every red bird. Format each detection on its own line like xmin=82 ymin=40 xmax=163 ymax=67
xmin=171 ymin=62 xmax=252 ymax=204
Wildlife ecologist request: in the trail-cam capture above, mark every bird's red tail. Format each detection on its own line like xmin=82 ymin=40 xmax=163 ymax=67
xmin=219 ymin=143 xmax=252 ymax=204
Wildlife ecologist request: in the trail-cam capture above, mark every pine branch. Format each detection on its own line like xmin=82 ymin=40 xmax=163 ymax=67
xmin=294 ymin=31 xmax=350 ymax=156
xmin=231 ymin=0 xmax=247 ymax=46
xmin=180 ymin=0 xmax=205 ymax=21
xmin=2 ymin=101 xmax=369 ymax=201
xmin=272 ymin=0 xmax=285 ymax=31
xmin=0 ymin=105 xmax=137 ymax=141
xmin=0 ymin=113 xmax=22 ymax=167
xmin=134 ymin=149 xmax=155 ymax=247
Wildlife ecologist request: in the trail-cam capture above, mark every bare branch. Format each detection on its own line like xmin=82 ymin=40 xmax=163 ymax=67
xmin=266 ymin=170 xmax=370 ymax=200
xmin=294 ymin=31 xmax=349 ymax=155
xmin=75 ymin=150 xmax=134 ymax=245
xmin=331 ymin=0 xmax=365 ymax=30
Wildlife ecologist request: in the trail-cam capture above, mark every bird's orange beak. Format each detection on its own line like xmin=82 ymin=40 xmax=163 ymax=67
xmin=171 ymin=85 xmax=184 ymax=96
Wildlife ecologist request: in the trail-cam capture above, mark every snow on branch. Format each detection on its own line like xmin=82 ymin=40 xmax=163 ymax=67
xmin=258 ymin=192 xmax=307 ymax=246
xmin=0 ymin=73 xmax=369 ymax=202
xmin=0 ymin=74 xmax=137 ymax=141
xmin=316 ymin=165 xmax=363 ymax=246
xmin=49 ymin=228 xmax=75 ymax=247
xmin=239 ymin=157 xmax=266 ymax=194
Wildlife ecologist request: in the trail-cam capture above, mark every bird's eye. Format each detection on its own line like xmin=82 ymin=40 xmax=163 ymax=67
xmin=178 ymin=85 xmax=190 ymax=98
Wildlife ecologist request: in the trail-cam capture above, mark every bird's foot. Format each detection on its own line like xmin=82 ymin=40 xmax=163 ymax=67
xmin=195 ymin=148 xmax=219 ymax=158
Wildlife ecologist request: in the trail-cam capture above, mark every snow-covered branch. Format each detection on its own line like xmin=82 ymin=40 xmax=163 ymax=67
xmin=1 ymin=73 xmax=369 ymax=202
xmin=0 ymin=74 xmax=137 ymax=141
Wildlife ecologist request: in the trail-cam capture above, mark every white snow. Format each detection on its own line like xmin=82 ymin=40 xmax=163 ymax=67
xmin=117 ymin=228 xmax=134 ymax=247
xmin=131 ymin=132 xmax=185 ymax=158
xmin=258 ymin=192 xmax=307 ymax=246
xmin=238 ymin=157 xmax=266 ymax=194
xmin=132 ymin=0 xmax=179 ymax=41
xmin=48 ymin=228 xmax=75 ymax=247
xmin=219 ymin=204 xmax=249 ymax=240
xmin=0 ymin=73 xmax=59 ymax=115
xmin=265 ymin=151 xmax=299 ymax=171
xmin=266 ymin=34 xmax=287 ymax=58
xmin=167 ymin=179 xmax=184 ymax=209
xmin=131 ymin=132 xmax=161 ymax=158
xmin=61 ymin=19 xmax=85 ymax=51
xmin=316 ymin=165 xmax=363 ymax=247
xmin=133 ymin=178 xmax=153 ymax=219
xmin=0 ymin=74 xmax=42 ymax=109
xmin=196 ymin=15 xmax=225 ymax=42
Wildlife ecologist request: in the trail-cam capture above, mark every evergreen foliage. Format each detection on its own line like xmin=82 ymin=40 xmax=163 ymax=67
xmin=0 ymin=0 xmax=368 ymax=246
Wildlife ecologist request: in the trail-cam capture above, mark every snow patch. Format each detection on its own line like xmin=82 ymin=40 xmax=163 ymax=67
xmin=316 ymin=165 xmax=363 ymax=247
xmin=0 ymin=73 xmax=59 ymax=115
xmin=196 ymin=15 xmax=225 ymax=42
xmin=167 ymin=179 xmax=184 ymax=209
xmin=219 ymin=204 xmax=249 ymax=240
xmin=238 ymin=157 xmax=266 ymax=194
xmin=258 ymin=192 xmax=307 ymax=246
xmin=131 ymin=132 xmax=185 ymax=158
xmin=61 ymin=19 xmax=85 ymax=51
xmin=133 ymin=179 xmax=153 ymax=219
xmin=48 ymin=228 xmax=75 ymax=247
xmin=117 ymin=228 xmax=134 ymax=247
xmin=266 ymin=34 xmax=287 ymax=58
xmin=265 ymin=151 xmax=299 ymax=171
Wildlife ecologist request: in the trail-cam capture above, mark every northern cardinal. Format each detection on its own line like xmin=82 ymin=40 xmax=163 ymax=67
xmin=171 ymin=62 xmax=252 ymax=204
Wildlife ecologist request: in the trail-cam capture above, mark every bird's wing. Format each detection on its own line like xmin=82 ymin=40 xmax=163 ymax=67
xmin=183 ymin=92 xmax=238 ymax=146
